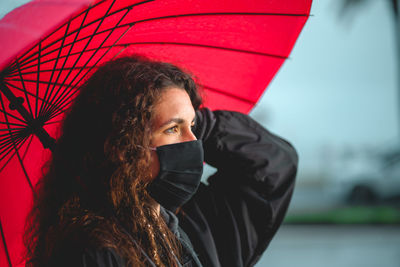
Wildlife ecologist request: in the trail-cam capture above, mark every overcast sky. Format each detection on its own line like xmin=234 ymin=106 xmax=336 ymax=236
xmin=251 ymin=0 xmax=398 ymax=172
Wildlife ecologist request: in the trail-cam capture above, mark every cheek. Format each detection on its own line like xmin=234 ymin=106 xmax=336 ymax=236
xmin=149 ymin=150 xmax=160 ymax=180
xmin=151 ymin=133 xmax=178 ymax=148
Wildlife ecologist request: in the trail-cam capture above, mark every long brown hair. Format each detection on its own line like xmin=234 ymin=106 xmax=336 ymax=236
xmin=24 ymin=56 xmax=202 ymax=266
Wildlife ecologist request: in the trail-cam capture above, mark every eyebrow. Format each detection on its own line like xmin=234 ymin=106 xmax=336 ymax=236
xmin=158 ymin=117 xmax=196 ymax=129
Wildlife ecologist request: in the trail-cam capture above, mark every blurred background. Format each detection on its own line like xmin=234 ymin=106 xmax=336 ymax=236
xmin=250 ymin=0 xmax=400 ymax=266
xmin=2 ymin=0 xmax=400 ymax=266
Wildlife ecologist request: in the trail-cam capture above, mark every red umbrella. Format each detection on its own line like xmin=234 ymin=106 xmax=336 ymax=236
xmin=0 ymin=0 xmax=312 ymax=265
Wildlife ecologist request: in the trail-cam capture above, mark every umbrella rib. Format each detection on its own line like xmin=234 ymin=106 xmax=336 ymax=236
xmin=50 ymin=23 xmax=133 ymax=118
xmin=0 ymin=128 xmax=26 ymax=132
xmin=8 ymin=66 xmax=93 ymax=77
xmin=40 ymin=0 xmax=119 ymax=118
xmin=12 ymin=0 xmax=154 ymax=72
xmin=202 ymin=85 xmax=256 ymax=105
xmin=35 ymin=42 xmax=42 ymax=119
xmin=130 ymin=11 xmax=311 ymax=26
xmin=4 ymin=81 xmax=64 ymax=115
xmin=12 ymin=33 xmax=286 ymax=76
xmin=0 ymin=107 xmax=26 ymax=124
xmin=47 ymin=90 xmax=78 ymax=121
xmin=34 ymin=6 xmax=91 ymax=118
xmin=70 ymin=14 xmax=134 ymax=88
xmin=0 ymin=137 xmax=26 ymax=174
xmin=38 ymin=20 xmax=72 ymax=119
xmin=46 ymin=7 xmax=134 ymax=117
xmin=21 ymin=134 xmax=34 ymax=162
xmin=11 ymin=9 xmax=302 ymax=74
xmin=120 ymin=41 xmax=288 ymax=59
xmin=16 ymin=60 xmax=35 ymax=118
xmin=0 ymin=137 xmax=24 ymax=154
xmin=6 ymin=78 xmax=75 ymax=89
xmin=0 ymin=121 xmax=26 ymax=127
xmin=15 ymin=39 xmax=287 ymax=75
xmin=0 ymin=131 xmax=22 ymax=138
xmin=12 ymin=134 xmax=33 ymax=190
xmin=0 ymin=135 xmax=25 ymax=154
xmin=0 ymin=128 xmax=24 ymax=141
xmin=0 ymin=219 xmax=12 ymax=267
xmin=0 ymin=131 xmax=24 ymax=152
xmin=10 ymin=0 xmax=107 ymax=69
xmin=44 ymin=120 xmax=63 ymax=126
xmin=49 ymin=46 xmax=125 ymax=119
xmin=0 ymin=92 xmax=33 ymax=190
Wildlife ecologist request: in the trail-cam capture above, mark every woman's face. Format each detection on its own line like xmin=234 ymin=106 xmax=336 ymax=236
xmin=149 ymin=87 xmax=197 ymax=179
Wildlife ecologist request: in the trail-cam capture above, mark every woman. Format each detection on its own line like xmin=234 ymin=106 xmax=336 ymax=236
xmin=24 ymin=56 xmax=298 ymax=267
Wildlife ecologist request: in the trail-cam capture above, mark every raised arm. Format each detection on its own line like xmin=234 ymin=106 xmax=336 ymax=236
xmin=178 ymin=108 xmax=298 ymax=267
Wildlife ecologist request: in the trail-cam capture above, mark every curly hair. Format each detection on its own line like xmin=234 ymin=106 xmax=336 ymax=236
xmin=23 ymin=55 xmax=202 ymax=266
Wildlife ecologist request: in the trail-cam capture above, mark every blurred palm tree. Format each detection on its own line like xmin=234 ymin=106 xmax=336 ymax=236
xmin=340 ymin=0 xmax=400 ymax=138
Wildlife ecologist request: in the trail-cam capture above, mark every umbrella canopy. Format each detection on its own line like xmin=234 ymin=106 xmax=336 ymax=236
xmin=0 ymin=0 xmax=312 ymax=266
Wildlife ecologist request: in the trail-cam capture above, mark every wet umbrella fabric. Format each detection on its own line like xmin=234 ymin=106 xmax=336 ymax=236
xmin=0 ymin=0 xmax=312 ymax=266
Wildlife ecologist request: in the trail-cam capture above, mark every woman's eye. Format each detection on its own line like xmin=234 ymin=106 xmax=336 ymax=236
xmin=165 ymin=126 xmax=178 ymax=134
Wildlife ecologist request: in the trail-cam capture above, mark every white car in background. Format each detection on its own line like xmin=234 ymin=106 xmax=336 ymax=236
xmin=327 ymin=148 xmax=400 ymax=204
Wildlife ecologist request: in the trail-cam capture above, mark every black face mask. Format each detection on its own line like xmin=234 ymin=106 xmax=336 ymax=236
xmin=147 ymin=140 xmax=204 ymax=211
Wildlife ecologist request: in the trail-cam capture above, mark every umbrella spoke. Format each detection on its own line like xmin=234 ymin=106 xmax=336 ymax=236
xmin=0 ymin=129 xmax=24 ymax=147
xmin=202 ymin=85 xmax=256 ymax=105
xmin=0 ymin=121 xmax=26 ymax=127
xmin=37 ymin=5 xmax=92 ymax=118
xmin=0 ymin=92 xmax=33 ymax=182
xmin=117 ymin=41 xmax=288 ymax=59
xmin=4 ymin=81 xmax=65 ymax=115
xmin=0 ymin=128 xmax=26 ymax=132
xmin=12 ymin=0 xmax=153 ymax=72
xmin=0 ymin=142 xmax=22 ymax=174
xmin=0 ymin=130 xmax=25 ymax=149
xmin=7 ymin=66 xmax=92 ymax=78
xmin=0 ymin=137 xmax=25 ymax=159
xmin=10 ymin=29 xmax=287 ymax=78
xmin=46 ymin=90 xmax=76 ymax=119
xmin=39 ymin=0 xmax=119 ymax=117
xmin=0 ymin=138 xmax=29 ymax=185
xmin=6 ymin=78 xmax=76 ymax=89
xmin=0 ymin=219 xmax=12 ymax=267
xmin=0 ymin=136 xmax=26 ymax=171
xmin=21 ymin=134 xmax=34 ymax=161
xmin=68 ymin=16 xmax=133 ymax=92
xmin=44 ymin=120 xmax=63 ymax=126
xmin=11 ymin=11 xmax=293 ymax=76
xmin=0 ymin=131 xmax=22 ymax=139
xmin=0 ymin=91 xmax=26 ymax=123
xmin=11 ymin=9 xmax=308 ymax=75
xmin=35 ymin=42 xmax=42 ymax=119
xmin=12 ymin=135 xmax=34 ymax=190
xmin=11 ymin=0 xmax=107 ymax=70
xmin=15 ymin=60 xmax=35 ymax=119
xmin=44 ymin=4 xmax=134 ymax=117
xmin=38 ymin=21 xmax=73 ymax=120
xmin=48 ymin=91 xmax=79 ymax=120
xmin=47 ymin=24 xmax=132 ymax=118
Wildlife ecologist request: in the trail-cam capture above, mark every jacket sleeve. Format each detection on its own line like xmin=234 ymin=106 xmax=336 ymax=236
xmin=178 ymin=108 xmax=298 ymax=267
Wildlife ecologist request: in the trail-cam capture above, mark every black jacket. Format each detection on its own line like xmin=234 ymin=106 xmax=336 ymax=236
xmin=48 ymin=109 xmax=298 ymax=267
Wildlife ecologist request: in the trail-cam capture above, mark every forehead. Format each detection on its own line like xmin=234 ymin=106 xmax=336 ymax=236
xmin=152 ymin=88 xmax=195 ymax=126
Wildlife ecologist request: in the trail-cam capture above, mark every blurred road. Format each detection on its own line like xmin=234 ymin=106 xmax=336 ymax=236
xmin=256 ymin=225 xmax=400 ymax=267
